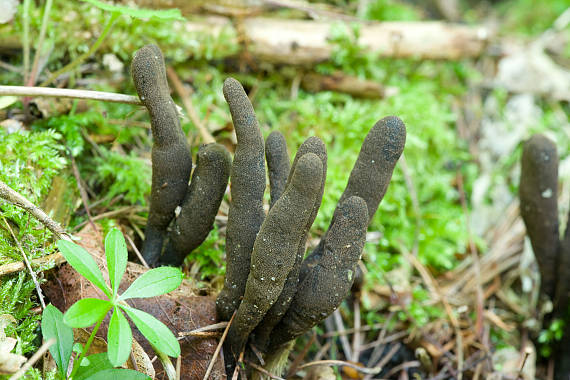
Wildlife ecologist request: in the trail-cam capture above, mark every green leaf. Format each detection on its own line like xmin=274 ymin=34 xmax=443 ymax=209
xmin=57 ymin=239 xmax=111 ymax=298
xmin=107 ymin=307 xmax=132 ymax=366
xmin=120 ymin=305 xmax=180 ymax=357
xmin=79 ymin=367 xmax=149 ymax=380
xmin=74 ymin=353 xmax=114 ymax=380
xmin=81 ymin=0 xmax=185 ymax=21
xmin=41 ymin=304 xmax=74 ymax=377
xmin=119 ymin=267 xmax=183 ymax=301
xmin=105 ymin=228 xmax=128 ymax=295
xmin=63 ymin=298 xmax=112 ymax=328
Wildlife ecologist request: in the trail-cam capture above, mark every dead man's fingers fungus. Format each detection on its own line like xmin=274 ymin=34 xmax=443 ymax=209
xmin=225 ymin=153 xmax=324 ymax=367
xmin=131 ymin=44 xmax=193 ymax=267
xmin=519 ymin=134 xmax=559 ymax=299
xmin=265 ymin=131 xmax=291 ymax=209
xmin=252 ymin=136 xmax=327 ymax=351
xmin=300 ymin=116 xmax=406 ymax=281
xmin=269 ymin=195 xmax=368 ymax=351
xmin=160 ymin=143 xmax=231 ymax=266
xmin=216 ymin=78 xmax=266 ymax=322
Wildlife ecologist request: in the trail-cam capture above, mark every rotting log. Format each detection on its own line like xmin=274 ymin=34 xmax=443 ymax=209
xmin=186 ymin=17 xmax=491 ymax=63
xmin=241 ymin=18 xmax=490 ymax=63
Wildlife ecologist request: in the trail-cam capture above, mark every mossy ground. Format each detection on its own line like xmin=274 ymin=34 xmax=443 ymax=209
xmin=0 ymin=0 xmax=569 ymax=378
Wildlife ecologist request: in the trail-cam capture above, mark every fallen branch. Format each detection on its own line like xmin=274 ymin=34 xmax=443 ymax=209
xmin=0 ymin=252 xmax=66 ymax=276
xmin=301 ymin=71 xmax=397 ymax=99
xmin=0 ymin=180 xmax=72 ymax=241
xmin=242 ymin=18 xmax=491 ymax=64
xmin=0 ymin=85 xmax=142 ymax=106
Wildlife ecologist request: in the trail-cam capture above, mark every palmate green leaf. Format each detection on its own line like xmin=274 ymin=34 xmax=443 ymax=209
xmin=41 ymin=304 xmax=74 ymax=377
xmin=82 ymin=368 xmax=150 ymax=380
xmin=107 ymin=307 xmax=132 ymax=366
xmin=118 ymin=267 xmax=183 ymax=301
xmin=105 ymin=228 xmax=128 ymax=295
xmin=57 ymin=240 xmax=111 ymax=298
xmin=74 ymin=353 xmax=114 ymax=380
xmin=120 ymin=305 xmax=180 ymax=357
xmin=81 ymin=0 xmax=185 ymax=21
xmin=63 ymin=298 xmax=112 ymax=328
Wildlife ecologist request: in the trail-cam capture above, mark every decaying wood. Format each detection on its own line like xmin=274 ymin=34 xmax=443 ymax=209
xmin=240 ymin=18 xmax=490 ymax=64
xmin=182 ymin=17 xmax=491 ymax=63
xmin=301 ymin=72 xmax=394 ymax=99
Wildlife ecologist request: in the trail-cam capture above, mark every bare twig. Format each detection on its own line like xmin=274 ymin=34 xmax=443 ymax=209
xmin=248 ymin=361 xmax=285 ymax=380
xmin=124 ymin=233 xmax=149 ymax=269
xmin=0 ymin=180 xmax=71 ymax=241
xmin=296 ymin=360 xmax=381 ymax=375
xmin=2 ymin=217 xmax=46 ymax=309
xmin=286 ymin=332 xmax=316 ymax=377
xmin=166 ymin=66 xmax=215 ymax=144
xmin=72 ymin=206 xmax=145 ymax=231
xmin=333 ymin=309 xmax=352 ymax=360
xmin=202 ymin=311 xmax=235 ymax=380
xmin=365 ymin=342 xmax=401 ymax=380
xmin=352 ymin=298 xmax=361 ymax=362
xmin=0 ymin=253 xmax=65 ymax=276
xmin=0 ymin=85 xmax=142 ymax=106
xmin=8 ymin=338 xmax=55 ymax=380
xmin=384 ymin=360 xmax=421 ymax=378
xmin=28 ymin=0 xmax=54 ymax=86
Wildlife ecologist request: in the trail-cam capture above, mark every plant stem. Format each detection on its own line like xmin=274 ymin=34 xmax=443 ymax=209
xmin=28 ymin=0 xmax=54 ymax=86
xmin=22 ymin=0 xmax=31 ymax=84
xmin=69 ymin=317 xmax=104 ymax=379
xmin=39 ymin=13 xmax=119 ymax=87
xmin=0 ymin=85 xmax=142 ymax=106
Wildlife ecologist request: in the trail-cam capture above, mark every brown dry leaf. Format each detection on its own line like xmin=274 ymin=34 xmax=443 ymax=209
xmin=42 ymin=224 xmax=225 ymax=379
xmin=0 ymin=314 xmax=27 ymax=375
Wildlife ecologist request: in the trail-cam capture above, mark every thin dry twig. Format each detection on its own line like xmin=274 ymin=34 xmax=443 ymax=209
xmin=178 ymin=322 xmax=228 ymax=337
xmin=0 ymin=85 xmax=142 ymax=105
xmin=296 ymin=359 xmax=381 ymax=375
xmin=352 ymin=298 xmax=362 ymax=362
xmin=0 ymin=253 xmax=66 ymax=276
xmin=2 ymin=216 xmax=46 ymax=309
xmin=124 ymin=233 xmax=149 ymax=269
xmin=384 ymin=360 xmax=421 ymax=378
xmin=248 ymin=361 xmax=285 ymax=380
xmin=0 ymin=180 xmax=72 ymax=241
xmin=286 ymin=332 xmax=316 ymax=377
xmin=202 ymin=311 xmax=235 ymax=380
xmin=166 ymin=66 xmax=215 ymax=144
xmin=72 ymin=206 xmax=145 ymax=231
xmin=8 ymin=338 xmax=55 ymax=380
xmin=333 ymin=309 xmax=352 ymax=360
xmin=365 ymin=342 xmax=401 ymax=380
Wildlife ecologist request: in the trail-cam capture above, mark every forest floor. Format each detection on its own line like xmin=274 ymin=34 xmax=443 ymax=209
xmin=0 ymin=0 xmax=569 ymax=379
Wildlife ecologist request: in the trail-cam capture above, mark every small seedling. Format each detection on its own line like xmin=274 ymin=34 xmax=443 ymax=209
xmin=42 ymin=228 xmax=183 ymax=379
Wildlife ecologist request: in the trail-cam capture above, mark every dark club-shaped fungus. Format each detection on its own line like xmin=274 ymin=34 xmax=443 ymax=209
xmin=132 ymin=44 xmax=231 ymax=267
xmin=519 ymin=134 xmax=570 ymax=380
xmin=215 ymin=77 xmax=406 ymax=377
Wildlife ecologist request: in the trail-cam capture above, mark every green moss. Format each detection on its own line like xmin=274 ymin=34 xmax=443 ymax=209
xmin=92 ymin=147 xmax=151 ymax=206
xmin=0 ymin=272 xmax=41 ymax=355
